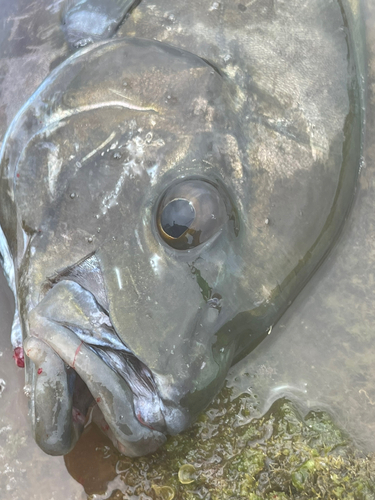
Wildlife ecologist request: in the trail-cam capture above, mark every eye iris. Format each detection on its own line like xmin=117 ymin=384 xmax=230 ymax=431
xmin=160 ymin=199 xmax=196 ymax=239
xmin=157 ymin=179 xmax=236 ymax=251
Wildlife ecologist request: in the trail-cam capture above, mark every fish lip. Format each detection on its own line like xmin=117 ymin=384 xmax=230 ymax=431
xmin=42 ymin=322 xmax=169 ymax=450
xmin=41 ymin=267 xmax=174 ymax=444
xmin=90 ymin=323 xmax=192 ymax=440
xmin=135 ymin=410 xmax=157 ymax=430
xmin=26 ymin=333 xmax=168 ymax=457
xmin=86 ymin=403 xmax=168 ymax=458
xmin=82 ymin=346 xmax=179 ymax=457
xmin=83 ymin=335 xmax=170 ymax=436
xmin=40 ymin=271 xmax=188 ymax=448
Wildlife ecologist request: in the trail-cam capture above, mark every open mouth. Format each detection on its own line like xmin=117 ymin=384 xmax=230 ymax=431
xmin=56 ymin=310 xmax=168 ymax=435
xmin=25 ymin=252 xmax=188 ymax=457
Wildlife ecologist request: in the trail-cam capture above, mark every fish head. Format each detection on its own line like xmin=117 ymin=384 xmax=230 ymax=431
xmin=3 ymin=19 xmax=360 ymax=455
xmin=7 ymin=38 xmax=257 ymax=456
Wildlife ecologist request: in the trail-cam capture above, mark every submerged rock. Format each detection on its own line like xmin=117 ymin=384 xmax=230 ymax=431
xmin=65 ymin=388 xmax=375 ymax=499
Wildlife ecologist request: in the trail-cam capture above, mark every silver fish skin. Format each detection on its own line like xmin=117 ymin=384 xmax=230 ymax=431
xmin=61 ymin=0 xmax=139 ymax=48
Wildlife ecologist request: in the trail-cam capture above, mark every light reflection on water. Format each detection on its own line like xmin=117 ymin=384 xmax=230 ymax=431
xmin=0 ymin=0 xmax=375 ymax=498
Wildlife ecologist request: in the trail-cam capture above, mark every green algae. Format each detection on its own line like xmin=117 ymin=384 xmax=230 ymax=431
xmin=178 ymin=464 xmax=197 ymax=485
xmin=87 ymin=387 xmax=375 ymax=500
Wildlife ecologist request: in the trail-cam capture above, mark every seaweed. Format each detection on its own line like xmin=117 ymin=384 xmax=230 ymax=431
xmin=71 ymin=386 xmax=375 ymax=499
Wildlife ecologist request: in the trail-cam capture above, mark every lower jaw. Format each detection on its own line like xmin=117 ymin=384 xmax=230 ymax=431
xmin=84 ymin=404 xmax=167 ymax=456
xmin=71 ymin=377 xmax=168 ymax=457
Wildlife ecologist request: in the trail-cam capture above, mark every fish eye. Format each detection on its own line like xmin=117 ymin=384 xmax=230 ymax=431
xmin=157 ymin=179 xmax=229 ymax=250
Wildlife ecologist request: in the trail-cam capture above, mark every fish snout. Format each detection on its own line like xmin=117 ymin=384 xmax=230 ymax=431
xmin=25 ymin=281 xmax=169 ymax=457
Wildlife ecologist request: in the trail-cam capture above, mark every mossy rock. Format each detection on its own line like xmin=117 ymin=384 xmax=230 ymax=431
xmin=68 ymin=385 xmax=375 ymax=499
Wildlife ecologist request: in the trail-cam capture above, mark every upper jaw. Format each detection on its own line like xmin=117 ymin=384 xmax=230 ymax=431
xmin=89 ymin=328 xmax=192 ymax=443
xmin=27 ymin=251 xmax=195 ymax=456
xmin=70 ymin=308 xmax=191 ymax=438
xmin=27 ymin=274 xmax=192 ymax=456
xmin=71 ymin=331 xmax=192 ymax=455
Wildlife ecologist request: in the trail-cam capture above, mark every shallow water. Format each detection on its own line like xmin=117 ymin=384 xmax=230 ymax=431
xmin=227 ymin=0 xmax=375 ymax=454
xmin=0 ymin=0 xmax=375 ymax=498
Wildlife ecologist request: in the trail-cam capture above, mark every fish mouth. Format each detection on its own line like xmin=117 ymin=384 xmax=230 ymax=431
xmin=26 ymin=258 xmax=189 ymax=457
xmin=62 ymin=315 xmax=189 ymax=440
xmin=62 ymin=320 xmax=169 ymax=434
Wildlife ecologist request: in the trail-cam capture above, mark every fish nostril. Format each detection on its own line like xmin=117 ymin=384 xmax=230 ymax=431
xmin=207 ymin=293 xmax=222 ymax=311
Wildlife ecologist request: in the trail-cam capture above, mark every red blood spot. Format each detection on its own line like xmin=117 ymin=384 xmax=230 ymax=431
xmin=37 ymin=368 xmax=43 ymax=375
xmin=72 ymin=407 xmax=86 ymax=425
xmin=96 ymin=397 xmax=101 ymax=403
xmin=13 ymin=347 xmax=25 ymax=368
xmin=101 ymin=423 xmax=110 ymax=432
xmin=16 ymin=173 xmax=20 ymax=178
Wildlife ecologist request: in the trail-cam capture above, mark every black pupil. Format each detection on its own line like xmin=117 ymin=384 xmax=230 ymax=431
xmin=161 ymin=199 xmax=195 ymax=238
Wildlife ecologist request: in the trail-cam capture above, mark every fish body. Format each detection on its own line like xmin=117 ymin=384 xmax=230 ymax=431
xmin=0 ymin=0 xmax=362 ymax=456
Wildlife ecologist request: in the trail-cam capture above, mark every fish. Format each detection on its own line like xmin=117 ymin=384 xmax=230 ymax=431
xmin=0 ymin=0 xmax=362 ymax=457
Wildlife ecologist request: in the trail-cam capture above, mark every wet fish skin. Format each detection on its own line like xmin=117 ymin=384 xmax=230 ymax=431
xmin=0 ymin=0 xmax=362 ymax=456
xmin=61 ymin=0 xmax=139 ymax=48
